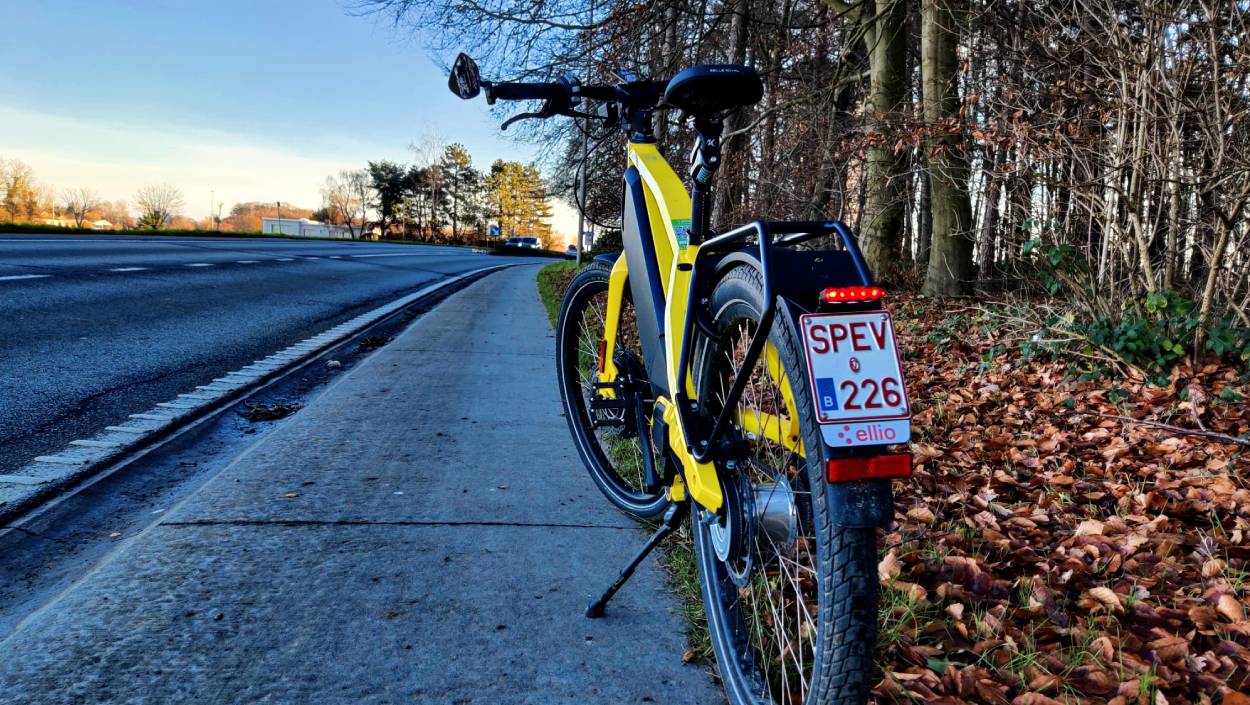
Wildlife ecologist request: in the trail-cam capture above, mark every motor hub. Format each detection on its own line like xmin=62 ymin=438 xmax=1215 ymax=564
xmin=707 ymin=469 xmax=799 ymax=587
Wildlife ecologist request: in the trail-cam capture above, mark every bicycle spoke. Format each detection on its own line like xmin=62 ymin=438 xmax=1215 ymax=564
xmin=571 ymin=286 xmax=651 ymax=493
xmin=708 ymin=318 xmax=818 ymax=704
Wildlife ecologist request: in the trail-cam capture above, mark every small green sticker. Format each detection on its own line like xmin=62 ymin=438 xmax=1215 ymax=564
xmin=671 ymin=218 xmax=691 ymax=249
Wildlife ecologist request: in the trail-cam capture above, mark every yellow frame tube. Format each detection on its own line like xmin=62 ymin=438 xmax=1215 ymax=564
xmin=595 ymin=255 xmax=630 ymax=396
xmin=734 ymin=342 xmax=806 ymax=457
xmin=588 ymin=142 xmax=807 ymax=512
xmin=625 ymin=142 xmax=723 ymax=511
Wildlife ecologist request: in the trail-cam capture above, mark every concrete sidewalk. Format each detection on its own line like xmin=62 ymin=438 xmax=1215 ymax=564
xmin=0 ymin=266 xmax=722 ymax=704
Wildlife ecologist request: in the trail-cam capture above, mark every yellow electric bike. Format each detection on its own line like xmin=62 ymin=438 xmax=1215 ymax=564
xmin=450 ymin=54 xmax=913 ymax=705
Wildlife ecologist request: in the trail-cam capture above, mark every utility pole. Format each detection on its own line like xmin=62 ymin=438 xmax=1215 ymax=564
xmin=576 ymin=149 xmax=586 ymax=267
xmin=575 ymin=0 xmax=595 ymax=268
xmin=277 ymin=201 xmax=282 ymax=235
xmin=209 ymin=190 xmax=214 ymax=232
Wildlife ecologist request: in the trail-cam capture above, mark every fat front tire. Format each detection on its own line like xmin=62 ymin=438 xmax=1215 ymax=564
xmin=555 ymin=262 xmax=669 ymax=520
xmin=693 ymin=265 xmax=879 ymax=705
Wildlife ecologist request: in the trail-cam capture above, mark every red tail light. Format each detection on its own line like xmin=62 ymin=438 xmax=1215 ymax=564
xmin=826 ymin=453 xmax=912 ymax=483
xmin=821 ymin=286 xmax=886 ymax=304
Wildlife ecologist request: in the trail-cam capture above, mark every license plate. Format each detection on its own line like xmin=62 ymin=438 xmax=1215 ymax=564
xmin=799 ymin=311 xmax=911 ymax=447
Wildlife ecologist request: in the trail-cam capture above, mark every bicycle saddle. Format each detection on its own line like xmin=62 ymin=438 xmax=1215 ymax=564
xmin=663 ymin=64 xmax=764 ymax=116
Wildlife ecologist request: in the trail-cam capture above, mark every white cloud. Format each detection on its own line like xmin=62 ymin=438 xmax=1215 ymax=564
xmin=0 ymin=106 xmax=386 ymax=217
xmin=0 ymin=104 xmax=587 ymax=238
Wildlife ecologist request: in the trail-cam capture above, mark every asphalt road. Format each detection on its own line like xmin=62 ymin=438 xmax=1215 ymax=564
xmin=0 ymin=233 xmax=526 ymax=472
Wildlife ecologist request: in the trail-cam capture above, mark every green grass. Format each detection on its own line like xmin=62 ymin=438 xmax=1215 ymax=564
xmin=661 ymin=526 xmax=713 ymax=661
xmin=880 ymin=580 xmax=938 ymax=650
xmin=536 ymin=261 xmax=578 ymax=326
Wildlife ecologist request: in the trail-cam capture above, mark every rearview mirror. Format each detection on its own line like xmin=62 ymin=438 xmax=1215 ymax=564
xmin=448 ymin=53 xmax=481 ymax=99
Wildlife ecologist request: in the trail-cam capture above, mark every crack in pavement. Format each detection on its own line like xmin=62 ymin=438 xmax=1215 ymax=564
xmin=160 ymin=518 xmax=636 ymax=530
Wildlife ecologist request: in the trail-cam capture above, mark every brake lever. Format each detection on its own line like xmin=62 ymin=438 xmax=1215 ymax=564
xmin=500 ymin=111 xmax=545 ymax=131
xmin=500 ymin=97 xmax=566 ymax=131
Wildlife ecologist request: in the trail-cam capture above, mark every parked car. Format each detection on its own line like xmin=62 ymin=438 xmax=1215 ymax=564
xmin=504 ymin=236 xmax=541 ymax=250
xmin=564 ymin=244 xmax=578 ymax=259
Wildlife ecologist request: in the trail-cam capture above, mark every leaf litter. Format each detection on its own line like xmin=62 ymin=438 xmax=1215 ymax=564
xmin=876 ymin=296 xmax=1250 ymax=704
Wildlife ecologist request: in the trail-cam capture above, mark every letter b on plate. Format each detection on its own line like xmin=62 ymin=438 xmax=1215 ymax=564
xmin=815 ymin=377 xmax=839 ymax=413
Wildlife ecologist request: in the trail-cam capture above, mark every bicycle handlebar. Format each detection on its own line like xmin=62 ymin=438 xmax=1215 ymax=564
xmin=485 ymin=79 xmax=663 ymax=108
xmin=480 ymin=76 xmax=667 ymax=133
xmin=486 ymin=81 xmax=568 ymax=103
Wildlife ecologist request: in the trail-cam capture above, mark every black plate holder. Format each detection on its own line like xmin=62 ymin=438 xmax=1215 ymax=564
xmin=672 ymin=220 xmax=872 ymax=464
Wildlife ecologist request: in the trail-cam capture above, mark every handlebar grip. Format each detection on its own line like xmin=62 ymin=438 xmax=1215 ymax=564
xmin=487 ymin=82 xmax=566 ymax=102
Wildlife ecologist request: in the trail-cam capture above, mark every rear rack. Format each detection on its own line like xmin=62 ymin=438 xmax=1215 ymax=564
xmin=676 ymin=220 xmax=873 ymax=464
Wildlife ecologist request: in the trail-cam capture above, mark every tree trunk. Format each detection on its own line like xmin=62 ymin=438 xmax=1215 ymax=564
xmin=920 ymin=0 xmax=974 ymax=297
xmin=917 ymin=159 xmax=932 ymax=265
xmin=977 ymin=146 xmax=1002 ymax=287
xmin=857 ymin=0 xmax=909 ymax=280
xmin=711 ymin=0 xmax=751 ymax=229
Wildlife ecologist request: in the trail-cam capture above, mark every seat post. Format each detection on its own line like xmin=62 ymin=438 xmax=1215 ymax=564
xmin=687 ymin=115 xmax=723 ymax=246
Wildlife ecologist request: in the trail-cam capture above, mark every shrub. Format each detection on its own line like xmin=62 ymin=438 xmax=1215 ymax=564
xmin=1022 ymin=239 xmax=1250 ymax=371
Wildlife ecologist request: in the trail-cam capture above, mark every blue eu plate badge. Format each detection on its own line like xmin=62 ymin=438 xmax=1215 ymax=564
xmin=815 ymin=377 xmax=839 ymax=414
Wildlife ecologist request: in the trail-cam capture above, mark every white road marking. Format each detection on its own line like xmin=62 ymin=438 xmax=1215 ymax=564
xmin=185 ymin=263 xmax=213 ymax=267
xmin=237 ymin=260 xmax=259 ymax=264
xmin=328 ymin=255 xmax=342 ymax=259
xmin=0 ymin=274 xmax=50 ymax=281
xmin=351 ymin=252 xmax=430 ymax=258
xmin=277 ymin=258 xmax=296 ymax=261
xmin=110 ymin=267 xmax=148 ymax=272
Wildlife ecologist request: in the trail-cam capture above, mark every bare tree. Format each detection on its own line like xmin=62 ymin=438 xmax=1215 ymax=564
xmin=98 ymin=200 xmax=132 ymax=229
xmin=824 ymin=0 xmax=910 ymax=279
xmin=0 ymin=158 xmax=41 ymax=223
xmin=134 ymin=184 xmax=185 ymax=230
xmin=61 ymin=187 xmax=101 ymax=228
xmin=322 ymin=170 xmax=369 ymax=238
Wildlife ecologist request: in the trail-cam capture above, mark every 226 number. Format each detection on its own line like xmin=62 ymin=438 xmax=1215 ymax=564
xmin=838 ymin=377 xmax=903 ymax=411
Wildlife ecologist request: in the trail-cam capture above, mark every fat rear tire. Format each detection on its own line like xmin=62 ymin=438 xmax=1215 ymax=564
xmin=694 ymin=265 xmax=878 ymax=705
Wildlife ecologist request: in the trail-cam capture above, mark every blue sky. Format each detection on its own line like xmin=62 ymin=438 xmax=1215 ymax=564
xmin=0 ymin=0 xmax=575 ymax=232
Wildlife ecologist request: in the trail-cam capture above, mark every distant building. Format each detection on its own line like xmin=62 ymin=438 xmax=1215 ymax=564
xmin=40 ymin=217 xmax=115 ymax=230
xmin=261 ymin=217 xmax=354 ymax=239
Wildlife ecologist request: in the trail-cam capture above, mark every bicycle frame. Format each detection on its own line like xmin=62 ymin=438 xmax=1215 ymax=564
xmin=601 ymin=140 xmax=725 ymax=510
xmin=596 ymin=140 xmax=878 ymax=514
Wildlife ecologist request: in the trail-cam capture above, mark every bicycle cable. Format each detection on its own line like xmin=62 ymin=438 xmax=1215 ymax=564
xmin=572 ymin=123 xmax=623 ymax=231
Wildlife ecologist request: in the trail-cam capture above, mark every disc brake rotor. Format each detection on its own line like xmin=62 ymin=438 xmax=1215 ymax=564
xmin=707 ymin=469 xmax=755 ymax=587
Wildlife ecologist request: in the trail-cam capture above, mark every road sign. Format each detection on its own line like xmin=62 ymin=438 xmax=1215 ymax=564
xmin=489 ymin=225 xmax=501 ymax=238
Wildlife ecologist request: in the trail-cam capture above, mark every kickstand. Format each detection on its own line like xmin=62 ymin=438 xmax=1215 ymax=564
xmin=586 ymin=502 xmax=688 ymax=618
